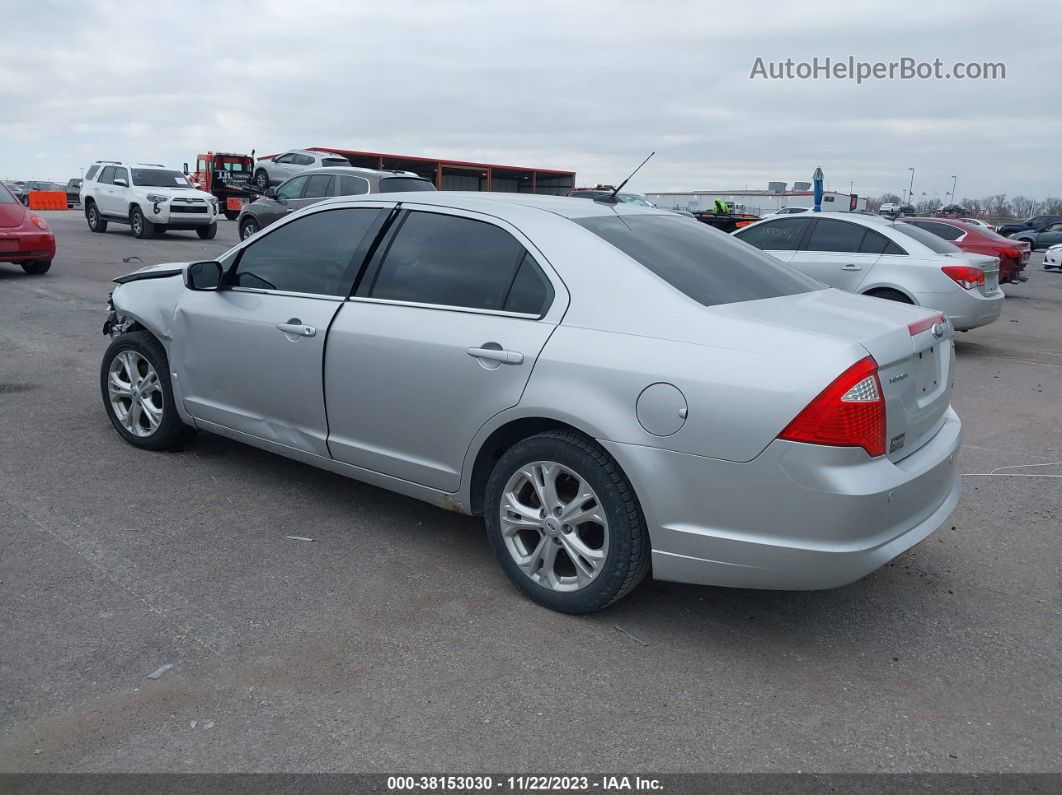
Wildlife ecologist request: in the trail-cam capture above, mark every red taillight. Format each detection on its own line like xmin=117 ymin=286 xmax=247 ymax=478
xmin=30 ymin=214 xmax=49 ymax=231
xmin=1003 ymin=247 xmax=1022 ymax=260
xmin=941 ymin=265 xmax=985 ymax=290
xmin=779 ymin=356 xmax=886 ymax=457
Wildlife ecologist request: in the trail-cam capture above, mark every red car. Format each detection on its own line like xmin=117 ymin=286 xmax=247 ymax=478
xmin=0 ymin=180 xmax=55 ymax=274
xmin=900 ymin=217 xmax=1030 ymax=284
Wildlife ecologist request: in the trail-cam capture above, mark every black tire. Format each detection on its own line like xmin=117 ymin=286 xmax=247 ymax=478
xmin=130 ymin=206 xmax=154 ymax=239
xmin=86 ymin=201 xmax=107 ymax=233
xmin=197 ymin=223 xmax=218 ymax=240
xmin=20 ymin=260 xmax=51 ymax=275
xmin=865 ymin=288 xmax=914 ymax=304
xmin=100 ymin=331 xmax=196 ymax=451
xmin=253 ymin=169 xmax=270 ymax=190
xmin=239 ymin=217 xmax=259 ymax=240
xmin=223 ymin=208 xmax=239 ymax=221
xmin=484 ymin=430 xmax=650 ymax=614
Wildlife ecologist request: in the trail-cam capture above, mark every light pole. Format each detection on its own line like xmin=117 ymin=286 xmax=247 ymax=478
xmin=950 ymin=175 xmax=957 ymax=204
xmin=907 ymin=168 xmax=915 ymax=203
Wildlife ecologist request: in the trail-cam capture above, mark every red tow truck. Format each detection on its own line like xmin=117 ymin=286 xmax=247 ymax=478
xmin=186 ymin=152 xmax=255 ymax=221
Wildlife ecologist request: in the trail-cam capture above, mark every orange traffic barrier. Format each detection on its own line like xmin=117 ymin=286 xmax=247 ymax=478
xmin=28 ymin=191 xmax=68 ymax=211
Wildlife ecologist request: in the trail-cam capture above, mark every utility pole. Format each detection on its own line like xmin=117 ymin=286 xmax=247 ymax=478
xmin=908 ymin=168 xmax=915 ymax=202
xmin=951 ymin=175 xmax=957 ymax=203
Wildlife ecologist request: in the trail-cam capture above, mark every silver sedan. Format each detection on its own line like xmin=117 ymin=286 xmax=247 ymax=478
xmin=100 ymin=193 xmax=962 ymax=613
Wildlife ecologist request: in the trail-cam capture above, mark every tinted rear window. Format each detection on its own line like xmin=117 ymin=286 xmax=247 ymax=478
xmin=379 ymin=177 xmax=435 ymax=193
xmin=575 ymin=214 xmax=821 ymax=307
xmin=321 ymin=158 xmax=350 ymax=167
xmin=894 ymin=222 xmax=962 ymax=254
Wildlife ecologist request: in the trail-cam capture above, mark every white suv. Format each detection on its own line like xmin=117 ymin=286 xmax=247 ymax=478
xmin=251 ymin=149 xmax=350 ymax=191
xmin=79 ymin=161 xmax=220 ymax=239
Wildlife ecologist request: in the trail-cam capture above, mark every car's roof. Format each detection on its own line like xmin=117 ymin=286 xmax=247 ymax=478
xmin=284 ymin=149 xmax=346 ymax=158
xmin=285 ymin=166 xmax=426 ymax=180
xmin=355 ymin=191 xmax=672 ymax=220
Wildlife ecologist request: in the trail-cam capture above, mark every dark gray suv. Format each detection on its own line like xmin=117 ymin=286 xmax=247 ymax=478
xmin=237 ymin=167 xmax=435 ymax=240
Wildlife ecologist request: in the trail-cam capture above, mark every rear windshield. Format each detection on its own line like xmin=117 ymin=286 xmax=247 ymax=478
xmin=131 ymin=169 xmax=192 ymax=188
xmin=379 ymin=177 xmax=435 ymax=193
xmin=0 ymin=183 xmax=15 ymax=203
xmin=575 ymin=214 xmax=822 ymax=307
xmin=894 ymin=222 xmax=962 ymax=254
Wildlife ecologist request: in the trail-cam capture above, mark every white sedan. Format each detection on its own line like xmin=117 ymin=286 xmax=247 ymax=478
xmin=734 ymin=211 xmax=1004 ymax=331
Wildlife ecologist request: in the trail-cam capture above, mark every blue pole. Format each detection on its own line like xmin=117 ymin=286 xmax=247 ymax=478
xmin=812 ymin=166 xmax=824 ymax=213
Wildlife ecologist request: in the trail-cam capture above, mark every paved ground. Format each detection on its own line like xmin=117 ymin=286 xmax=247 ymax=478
xmin=0 ymin=211 xmax=1059 ymax=773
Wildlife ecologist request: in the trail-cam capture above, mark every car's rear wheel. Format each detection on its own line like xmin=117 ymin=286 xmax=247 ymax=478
xmin=223 ymin=208 xmax=239 ymax=221
xmin=484 ymin=430 xmax=650 ymax=614
xmin=19 ymin=260 xmax=51 ymax=275
xmin=130 ymin=206 xmax=154 ymax=239
xmin=253 ymin=169 xmax=269 ymax=190
xmin=865 ymin=288 xmax=913 ymax=304
xmin=86 ymin=201 xmax=107 ymax=233
xmin=239 ymin=217 xmax=259 ymax=240
xmin=100 ymin=331 xmax=196 ymax=451
xmin=197 ymin=223 xmax=218 ymax=240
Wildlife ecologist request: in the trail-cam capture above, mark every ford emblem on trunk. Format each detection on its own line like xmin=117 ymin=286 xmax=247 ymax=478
xmin=932 ymin=323 xmax=946 ymax=339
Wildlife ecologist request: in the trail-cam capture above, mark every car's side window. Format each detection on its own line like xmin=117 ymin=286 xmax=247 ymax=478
xmin=294 ymin=154 xmax=315 ymax=166
xmin=339 ymin=176 xmax=369 ymax=196
xmin=113 ymin=167 xmax=129 ymax=185
xmin=85 ymin=165 xmax=100 ymax=181
xmin=98 ymin=166 xmax=116 ymax=185
xmin=367 ymin=211 xmax=545 ymax=313
xmin=303 ymin=174 xmax=335 ymax=199
xmin=276 ymin=176 xmax=308 ymax=201
xmin=737 ymin=218 xmax=808 ymax=251
xmin=1029 ymin=217 xmax=1046 ymax=228
xmin=859 ymin=228 xmax=893 ymax=254
xmin=803 ymin=219 xmax=866 ymax=253
xmin=915 ymin=221 xmax=963 ymax=241
xmin=502 ymin=252 xmax=554 ymax=315
xmin=231 ymin=208 xmax=381 ymax=296
xmin=275 ymin=154 xmax=295 ymax=165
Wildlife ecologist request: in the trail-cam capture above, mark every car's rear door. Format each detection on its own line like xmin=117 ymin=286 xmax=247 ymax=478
xmin=788 ymin=218 xmax=881 ymax=291
xmin=324 ymin=206 xmax=567 ymax=492
xmin=172 ymin=205 xmax=389 ymax=456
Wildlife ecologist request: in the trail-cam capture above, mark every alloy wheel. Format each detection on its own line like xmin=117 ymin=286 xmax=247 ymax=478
xmin=499 ymin=461 xmax=610 ymax=592
xmin=107 ymin=350 xmax=163 ymax=437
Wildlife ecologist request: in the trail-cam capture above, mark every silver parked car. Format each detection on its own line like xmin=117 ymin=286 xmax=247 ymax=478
xmin=100 ymin=193 xmax=962 ymax=613
xmin=251 ymin=149 xmax=352 ymax=191
xmin=734 ymin=211 xmax=1004 ymax=331
xmin=238 ymin=166 xmax=434 ymax=240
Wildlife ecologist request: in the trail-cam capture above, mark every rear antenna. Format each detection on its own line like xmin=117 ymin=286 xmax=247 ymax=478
xmin=595 ymin=152 xmax=655 ymax=204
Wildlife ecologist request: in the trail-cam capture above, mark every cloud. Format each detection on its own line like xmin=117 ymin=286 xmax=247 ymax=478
xmin=1 ymin=0 xmax=1058 ymax=201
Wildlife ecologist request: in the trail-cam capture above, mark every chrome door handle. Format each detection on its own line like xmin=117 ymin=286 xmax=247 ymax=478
xmin=276 ymin=321 xmax=316 ymax=337
xmin=841 ymin=263 xmax=862 ymax=271
xmin=467 ymin=346 xmax=524 ymax=365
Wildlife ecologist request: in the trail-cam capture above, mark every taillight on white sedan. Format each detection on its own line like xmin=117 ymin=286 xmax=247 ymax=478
xmin=941 ymin=265 xmax=985 ymax=290
xmin=779 ymin=356 xmax=886 ymax=457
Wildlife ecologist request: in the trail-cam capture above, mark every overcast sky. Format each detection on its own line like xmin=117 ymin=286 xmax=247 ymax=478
xmin=2 ymin=0 xmax=1059 ymax=201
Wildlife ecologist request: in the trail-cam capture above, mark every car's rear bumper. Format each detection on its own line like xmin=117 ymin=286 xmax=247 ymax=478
xmin=0 ymin=229 xmax=55 ymax=262
xmin=601 ymin=406 xmax=962 ymax=591
xmin=918 ymin=286 xmax=1004 ymax=331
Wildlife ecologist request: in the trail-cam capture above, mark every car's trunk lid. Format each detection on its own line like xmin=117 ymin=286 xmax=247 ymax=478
xmin=709 ymin=289 xmax=954 ymax=462
xmin=0 ymin=200 xmax=27 ymax=228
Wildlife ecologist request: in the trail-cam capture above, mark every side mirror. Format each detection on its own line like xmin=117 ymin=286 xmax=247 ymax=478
xmin=184 ymin=260 xmax=224 ymax=291
xmin=113 ymin=178 xmax=128 ymax=187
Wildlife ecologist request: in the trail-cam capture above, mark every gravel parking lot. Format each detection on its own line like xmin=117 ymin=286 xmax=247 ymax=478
xmin=1 ymin=211 xmax=1059 ymax=773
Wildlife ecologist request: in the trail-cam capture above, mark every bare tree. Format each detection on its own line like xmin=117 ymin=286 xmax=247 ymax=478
xmin=1042 ymin=196 xmax=1062 ymax=215
xmin=986 ymin=194 xmax=1011 ymax=218
xmin=1010 ymin=195 xmax=1043 ymax=220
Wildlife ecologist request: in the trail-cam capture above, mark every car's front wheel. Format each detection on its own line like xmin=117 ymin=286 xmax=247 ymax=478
xmin=484 ymin=430 xmax=650 ymax=614
xmin=197 ymin=223 xmax=218 ymax=240
xmin=239 ymin=217 xmax=259 ymax=240
xmin=253 ymin=169 xmax=269 ymax=190
xmin=86 ymin=201 xmax=107 ymax=233
xmin=100 ymin=331 xmax=196 ymax=451
xmin=130 ymin=206 xmax=154 ymax=239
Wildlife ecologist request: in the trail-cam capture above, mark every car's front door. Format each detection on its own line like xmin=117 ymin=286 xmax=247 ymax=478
xmin=788 ymin=218 xmax=882 ymax=291
xmin=1037 ymin=223 xmax=1062 ymax=248
xmin=734 ymin=217 xmax=809 ymax=265
xmin=324 ymin=206 xmax=566 ymax=492
xmin=172 ymin=205 xmax=389 ymax=457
